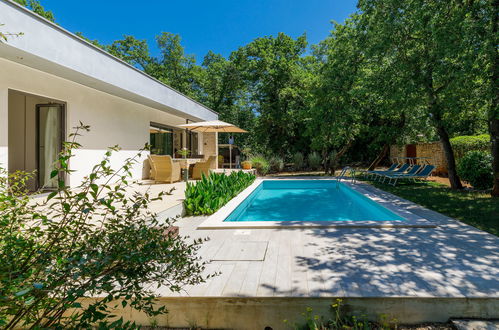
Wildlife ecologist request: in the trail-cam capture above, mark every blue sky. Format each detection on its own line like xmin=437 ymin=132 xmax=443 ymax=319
xmin=42 ymin=0 xmax=358 ymax=61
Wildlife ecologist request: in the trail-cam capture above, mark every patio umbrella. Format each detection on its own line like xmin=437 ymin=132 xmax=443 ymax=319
xmin=177 ymin=120 xmax=248 ymax=168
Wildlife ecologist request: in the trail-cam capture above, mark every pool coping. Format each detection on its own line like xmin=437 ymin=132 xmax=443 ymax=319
xmin=197 ymin=178 xmax=436 ymax=229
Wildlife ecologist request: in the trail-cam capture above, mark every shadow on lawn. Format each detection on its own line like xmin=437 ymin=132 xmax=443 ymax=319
xmin=361 ymin=179 xmax=499 ymax=236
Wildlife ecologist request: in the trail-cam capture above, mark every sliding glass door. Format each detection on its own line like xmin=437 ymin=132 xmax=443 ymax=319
xmin=36 ymin=104 xmax=64 ymax=190
xmin=150 ymin=125 xmax=173 ymax=156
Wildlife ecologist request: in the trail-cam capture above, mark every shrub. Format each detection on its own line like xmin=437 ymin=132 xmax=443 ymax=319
xmin=292 ymin=152 xmax=304 ymax=171
xmin=0 ymin=124 xmax=209 ymax=329
xmin=184 ymin=171 xmax=256 ymax=215
xmin=457 ymin=150 xmax=493 ymax=190
xmin=249 ymin=154 xmax=270 ymax=175
xmin=329 ymin=150 xmax=338 ymax=171
xmin=284 ymin=299 xmax=397 ymax=329
xmin=269 ymin=156 xmax=284 ymax=173
xmin=450 ymin=134 xmax=490 ymax=160
xmin=308 ymin=151 xmax=322 ymax=170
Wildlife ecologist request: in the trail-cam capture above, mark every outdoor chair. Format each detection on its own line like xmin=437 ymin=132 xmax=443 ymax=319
xmin=370 ymin=163 xmax=410 ymax=180
xmin=380 ymin=164 xmax=422 ymax=183
xmin=385 ymin=165 xmax=436 ymax=186
xmin=363 ymin=162 xmax=398 ymax=178
xmin=148 ymin=155 xmax=181 ymax=184
xmin=192 ymin=156 xmax=218 ymax=180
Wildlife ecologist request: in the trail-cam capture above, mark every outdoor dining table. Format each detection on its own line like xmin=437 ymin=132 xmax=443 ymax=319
xmin=172 ymin=158 xmax=203 ymax=181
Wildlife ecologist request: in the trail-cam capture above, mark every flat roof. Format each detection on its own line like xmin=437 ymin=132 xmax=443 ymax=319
xmin=0 ymin=0 xmax=218 ymax=121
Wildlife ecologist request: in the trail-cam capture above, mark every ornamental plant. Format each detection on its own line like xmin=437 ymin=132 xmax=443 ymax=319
xmin=268 ymin=156 xmax=284 ymax=173
xmin=307 ymin=152 xmax=322 ymax=171
xmin=249 ymin=154 xmax=270 ymax=175
xmin=184 ymin=172 xmax=255 ymax=215
xmin=450 ymin=134 xmax=490 ymax=160
xmin=292 ymin=152 xmax=304 ymax=171
xmin=0 ymin=123 xmax=210 ymax=329
xmin=457 ymin=150 xmax=493 ymax=190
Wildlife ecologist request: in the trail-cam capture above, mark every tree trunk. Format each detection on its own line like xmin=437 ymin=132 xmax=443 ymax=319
xmin=488 ymin=0 xmax=499 ymax=196
xmin=322 ymin=147 xmax=330 ymax=174
xmin=368 ymin=144 xmax=390 ymax=171
xmin=491 ymin=118 xmax=499 ymax=196
xmin=330 ymin=140 xmax=354 ymax=175
xmin=436 ymin=123 xmax=463 ymax=189
xmin=423 ymin=61 xmax=463 ymax=189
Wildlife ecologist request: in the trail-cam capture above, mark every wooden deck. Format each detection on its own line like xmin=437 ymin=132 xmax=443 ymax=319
xmin=158 ymin=183 xmax=499 ymax=300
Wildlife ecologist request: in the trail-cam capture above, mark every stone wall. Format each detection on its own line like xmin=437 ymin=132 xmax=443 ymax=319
xmin=202 ymin=132 xmax=218 ymax=160
xmin=390 ymin=142 xmax=447 ymax=175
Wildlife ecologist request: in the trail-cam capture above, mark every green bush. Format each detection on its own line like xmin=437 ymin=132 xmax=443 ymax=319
xmin=292 ymin=152 xmax=304 ymax=171
xmin=184 ymin=172 xmax=256 ymax=215
xmin=308 ymin=151 xmax=322 ymax=170
xmin=450 ymin=134 xmax=490 ymax=159
xmin=269 ymin=156 xmax=284 ymax=173
xmin=249 ymin=154 xmax=270 ymax=175
xmin=284 ymin=299 xmax=397 ymax=329
xmin=457 ymin=150 xmax=493 ymax=190
xmin=0 ymin=124 xmax=208 ymax=329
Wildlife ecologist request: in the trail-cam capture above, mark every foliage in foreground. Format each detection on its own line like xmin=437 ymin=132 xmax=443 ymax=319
xmin=0 ymin=125 xmax=210 ymax=329
xmin=457 ymin=150 xmax=494 ymax=190
xmin=184 ymin=172 xmax=256 ymax=216
xmin=285 ymin=299 xmax=397 ymax=330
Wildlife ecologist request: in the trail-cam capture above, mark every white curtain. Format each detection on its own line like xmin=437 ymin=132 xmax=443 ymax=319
xmin=43 ymin=106 xmax=59 ymax=188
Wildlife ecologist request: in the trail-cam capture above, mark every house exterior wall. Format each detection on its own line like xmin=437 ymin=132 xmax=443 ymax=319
xmin=0 ymin=0 xmax=217 ymax=122
xmin=0 ymin=58 xmax=217 ymax=186
xmin=202 ymin=132 xmax=218 ymax=159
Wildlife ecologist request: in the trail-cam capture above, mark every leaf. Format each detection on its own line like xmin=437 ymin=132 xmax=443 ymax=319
xmin=47 ymin=191 xmax=57 ymax=201
xmin=15 ymin=288 xmax=31 ymax=297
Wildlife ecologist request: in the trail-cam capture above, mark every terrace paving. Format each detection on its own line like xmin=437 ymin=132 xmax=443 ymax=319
xmin=158 ymin=182 xmax=499 ymax=299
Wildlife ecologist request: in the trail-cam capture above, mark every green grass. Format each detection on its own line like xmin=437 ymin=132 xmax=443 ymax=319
xmin=360 ymin=178 xmax=499 ymax=236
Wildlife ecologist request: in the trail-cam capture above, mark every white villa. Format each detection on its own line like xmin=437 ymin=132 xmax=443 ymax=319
xmin=0 ymin=0 xmax=218 ymax=190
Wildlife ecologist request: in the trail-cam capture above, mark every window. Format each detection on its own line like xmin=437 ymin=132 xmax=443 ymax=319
xmin=149 ymin=124 xmax=173 ymax=156
xmin=186 ymin=130 xmax=199 ymax=156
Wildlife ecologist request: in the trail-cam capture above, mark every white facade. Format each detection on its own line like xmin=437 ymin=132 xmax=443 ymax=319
xmin=0 ymin=0 xmax=218 ymax=188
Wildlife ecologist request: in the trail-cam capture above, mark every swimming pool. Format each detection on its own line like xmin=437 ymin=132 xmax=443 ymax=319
xmin=198 ymin=179 xmax=434 ymax=229
xmin=225 ymin=180 xmax=404 ymax=222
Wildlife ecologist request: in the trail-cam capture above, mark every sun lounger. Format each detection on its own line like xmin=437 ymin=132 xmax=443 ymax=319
xmin=369 ymin=163 xmax=410 ymax=180
xmin=385 ymin=165 xmax=435 ymax=186
xmin=380 ymin=164 xmax=422 ymax=183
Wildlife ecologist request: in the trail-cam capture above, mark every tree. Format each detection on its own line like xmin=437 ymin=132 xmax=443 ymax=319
xmin=195 ymin=51 xmax=255 ymax=147
xmin=232 ymin=33 xmax=313 ymax=155
xmin=14 ymin=0 xmax=55 ymax=22
xmin=356 ymin=0 xmax=487 ymax=189
xmin=108 ymin=35 xmax=153 ymax=72
xmin=154 ymin=32 xmax=197 ymax=96
xmin=306 ymin=19 xmax=364 ymax=172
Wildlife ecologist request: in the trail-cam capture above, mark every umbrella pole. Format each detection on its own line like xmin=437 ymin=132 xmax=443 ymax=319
xmin=229 ymin=144 xmax=232 ymax=169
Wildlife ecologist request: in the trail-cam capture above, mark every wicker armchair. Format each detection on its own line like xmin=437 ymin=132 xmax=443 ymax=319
xmin=192 ymin=156 xmax=217 ymax=180
xmin=148 ymin=155 xmax=181 ymax=183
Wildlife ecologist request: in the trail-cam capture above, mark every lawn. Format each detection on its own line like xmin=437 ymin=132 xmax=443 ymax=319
xmin=360 ymin=178 xmax=499 ymax=236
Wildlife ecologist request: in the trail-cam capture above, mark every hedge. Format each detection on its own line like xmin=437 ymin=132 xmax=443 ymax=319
xmin=450 ymin=134 xmax=490 ymax=160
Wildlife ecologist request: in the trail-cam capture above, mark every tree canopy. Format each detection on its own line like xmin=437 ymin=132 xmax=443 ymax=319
xmin=16 ymin=0 xmax=499 ymax=194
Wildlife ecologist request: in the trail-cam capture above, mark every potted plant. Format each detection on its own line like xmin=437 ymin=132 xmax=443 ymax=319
xmin=177 ymin=148 xmax=191 ymax=170
xmin=178 ymin=148 xmax=191 ymax=159
xmin=241 ymin=160 xmax=252 ymax=170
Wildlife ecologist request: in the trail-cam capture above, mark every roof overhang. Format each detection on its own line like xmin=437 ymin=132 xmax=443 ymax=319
xmin=0 ymin=0 xmax=218 ymax=122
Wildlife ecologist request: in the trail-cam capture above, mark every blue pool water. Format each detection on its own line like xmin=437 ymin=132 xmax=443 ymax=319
xmin=224 ymin=180 xmax=404 ymax=222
